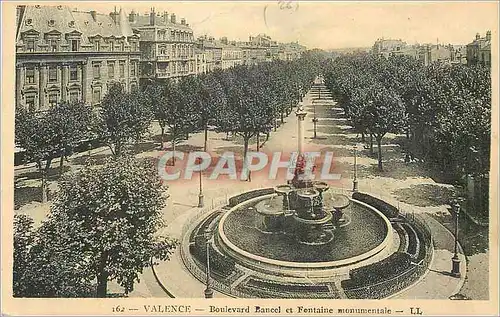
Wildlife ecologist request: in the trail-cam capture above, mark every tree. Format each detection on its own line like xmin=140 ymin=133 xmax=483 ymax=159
xmin=15 ymin=108 xmax=60 ymax=203
xmin=364 ymin=85 xmax=405 ymax=171
xmin=49 ymin=101 xmax=95 ymax=173
xmin=98 ymin=83 xmax=153 ymax=156
xmin=13 ymin=214 xmax=94 ymax=297
xmin=45 ymin=156 xmax=178 ymax=297
xmin=197 ymin=74 xmax=226 ymax=151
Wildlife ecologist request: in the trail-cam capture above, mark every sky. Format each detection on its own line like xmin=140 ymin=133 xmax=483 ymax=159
xmin=45 ymin=1 xmax=499 ymax=49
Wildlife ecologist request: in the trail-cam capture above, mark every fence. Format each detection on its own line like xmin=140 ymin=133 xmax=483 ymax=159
xmin=343 ymin=212 xmax=433 ymax=299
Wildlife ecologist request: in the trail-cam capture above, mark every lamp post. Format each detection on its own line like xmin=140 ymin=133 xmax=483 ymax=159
xmin=451 ymin=200 xmax=461 ymax=278
xmin=198 ymin=157 xmax=204 ymax=208
xmin=204 ymin=228 xmax=213 ymax=298
xmin=353 ymin=143 xmax=359 ymax=192
xmin=312 ymin=99 xmax=318 ymax=139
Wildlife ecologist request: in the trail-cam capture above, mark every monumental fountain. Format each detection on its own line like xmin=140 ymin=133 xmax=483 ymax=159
xmin=182 ymin=100 xmax=432 ymax=298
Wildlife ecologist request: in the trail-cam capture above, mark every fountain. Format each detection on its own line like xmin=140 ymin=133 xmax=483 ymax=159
xmin=253 ymin=103 xmax=351 ymax=245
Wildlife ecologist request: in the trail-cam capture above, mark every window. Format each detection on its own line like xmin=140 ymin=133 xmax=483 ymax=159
xmin=26 ymin=40 xmax=35 ymax=52
xmin=95 ymin=40 xmax=100 ymax=51
xmin=92 ymin=89 xmax=101 ymax=104
xmin=130 ymin=62 xmax=136 ymax=76
xmin=48 ymin=93 xmax=58 ymax=107
xmin=26 ymin=67 xmax=35 ymax=84
xmin=70 ymin=65 xmax=78 ymax=81
xmin=69 ymin=91 xmax=79 ymax=102
xmin=50 ymin=40 xmax=58 ymax=52
xmin=71 ymin=39 xmax=78 ymax=51
xmin=119 ymin=61 xmax=125 ymax=78
xmin=48 ymin=66 xmax=58 ymax=82
xmin=26 ymin=95 xmax=36 ymax=111
xmin=108 ymin=62 xmax=115 ymax=78
xmin=93 ymin=63 xmax=100 ymax=79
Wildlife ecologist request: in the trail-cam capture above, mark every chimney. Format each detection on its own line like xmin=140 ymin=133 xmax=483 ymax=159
xmin=90 ymin=10 xmax=97 ymax=21
xmin=163 ymin=11 xmax=168 ymax=24
xmin=150 ymin=7 xmax=155 ymax=25
xmin=486 ymin=30 xmax=491 ymax=41
xmin=129 ymin=10 xmax=137 ymax=23
xmin=171 ymin=13 xmax=176 ymax=23
xmin=110 ymin=6 xmax=118 ymax=24
xmin=476 ymin=33 xmax=481 ymax=40
xmin=181 ymin=18 xmax=186 ymax=25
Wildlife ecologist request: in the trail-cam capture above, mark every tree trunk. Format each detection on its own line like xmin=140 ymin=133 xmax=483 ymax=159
xmin=377 ymin=135 xmax=383 ymax=171
xmin=96 ymin=251 xmax=109 ymax=298
xmin=59 ymin=147 xmax=65 ymax=175
xmin=266 ymin=132 xmax=270 ymax=143
xmin=256 ymin=132 xmax=260 ymax=151
xmin=160 ymin=126 xmax=165 ymax=150
xmin=243 ymin=136 xmax=250 ymax=182
xmin=361 ymin=131 xmax=365 ymax=143
xmin=405 ymin=127 xmax=411 ymax=163
xmin=280 ymin=111 xmax=284 ymax=124
xmin=171 ymin=130 xmax=176 ymax=166
xmin=369 ymin=133 xmax=374 ymax=155
xmin=40 ymin=165 xmax=47 ymax=204
xmin=273 ymin=119 xmax=277 ymax=132
xmin=225 ymin=131 xmax=229 ymax=140
xmin=204 ymin=125 xmax=208 ymax=152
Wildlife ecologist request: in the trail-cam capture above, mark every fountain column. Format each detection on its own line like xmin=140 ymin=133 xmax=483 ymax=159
xmin=296 ymin=103 xmax=307 ymax=154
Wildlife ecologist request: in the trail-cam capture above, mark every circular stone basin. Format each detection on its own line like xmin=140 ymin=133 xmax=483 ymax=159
xmin=219 ymin=196 xmax=389 ymax=263
xmin=275 ymin=184 xmax=293 ymax=195
xmin=327 ymin=194 xmax=350 ymax=209
xmin=255 ymin=197 xmax=285 ymax=216
xmin=313 ymin=181 xmax=330 ymax=193
xmin=293 ymin=210 xmax=333 ymax=225
xmin=297 ymin=188 xmax=319 ymax=199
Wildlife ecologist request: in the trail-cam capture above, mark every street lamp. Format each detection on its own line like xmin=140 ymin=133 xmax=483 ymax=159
xmin=353 ymin=143 xmax=359 ymax=192
xmin=451 ymin=200 xmax=461 ymax=278
xmin=204 ymin=228 xmax=214 ymax=298
xmin=198 ymin=157 xmax=204 ymax=208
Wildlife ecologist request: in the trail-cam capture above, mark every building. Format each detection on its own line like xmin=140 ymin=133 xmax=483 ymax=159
xmin=466 ymin=31 xmax=491 ymax=67
xmin=128 ymin=8 xmax=196 ymax=84
xmin=15 ymin=5 xmax=141 ymax=111
xmin=218 ymin=37 xmax=243 ymax=69
xmin=195 ymin=47 xmax=206 ymax=75
xmin=371 ymin=38 xmax=407 ymax=57
xmin=277 ymin=42 xmax=307 ymax=61
xmin=237 ymin=42 xmax=267 ymax=66
xmin=196 ymin=36 xmax=222 ymax=71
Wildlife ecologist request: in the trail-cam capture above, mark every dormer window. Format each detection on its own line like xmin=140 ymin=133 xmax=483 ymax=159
xmin=98 ymin=22 xmax=102 ymax=26
xmin=48 ymin=19 xmax=55 ymax=27
xmin=25 ymin=18 xmax=33 ymax=26
xmin=84 ymin=21 xmax=89 ymax=25
xmin=68 ymin=20 xmax=75 ymax=28
xmin=57 ymin=5 xmax=63 ymax=10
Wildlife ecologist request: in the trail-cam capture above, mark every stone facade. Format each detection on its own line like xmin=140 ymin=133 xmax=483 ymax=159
xmin=466 ymin=31 xmax=491 ymax=67
xmin=15 ymin=5 xmax=140 ymax=111
xmin=129 ymin=8 xmax=196 ymax=83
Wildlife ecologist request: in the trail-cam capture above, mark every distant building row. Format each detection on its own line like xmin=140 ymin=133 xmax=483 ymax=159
xmin=15 ymin=5 xmax=307 ymax=111
xmin=371 ymin=31 xmax=491 ymax=67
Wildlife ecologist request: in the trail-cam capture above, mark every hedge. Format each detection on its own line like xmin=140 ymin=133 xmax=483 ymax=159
xmin=352 ymin=192 xmax=399 ymax=218
xmin=228 ymin=188 xmax=275 ymax=207
xmin=342 ymin=252 xmax=412 ymax=289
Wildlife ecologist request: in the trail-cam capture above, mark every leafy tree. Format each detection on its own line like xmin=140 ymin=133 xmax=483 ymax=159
xmin=13 ymin=214 xmax=94 ymax=297
xmin=98 ymin=83 xmax=153 ymax=156
xmin=15 ymin=108 xmax=59 ymax=203
xmin=45 ymin=156 xmax=178 ymax=297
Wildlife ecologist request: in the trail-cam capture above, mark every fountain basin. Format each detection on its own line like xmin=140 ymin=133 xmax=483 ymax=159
xmin=216 ymin=194 xmax=393 ymax=277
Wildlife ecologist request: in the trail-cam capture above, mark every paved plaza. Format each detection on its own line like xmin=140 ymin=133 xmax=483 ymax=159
xmin=14 ymin=81 xmax=486 ymax=300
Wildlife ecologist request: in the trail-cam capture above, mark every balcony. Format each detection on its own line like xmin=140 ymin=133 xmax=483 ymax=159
xmin=156 ymin=71 xmax=171 ymax=78
xmin=157 ymin=55 xmax=170 ymax=61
